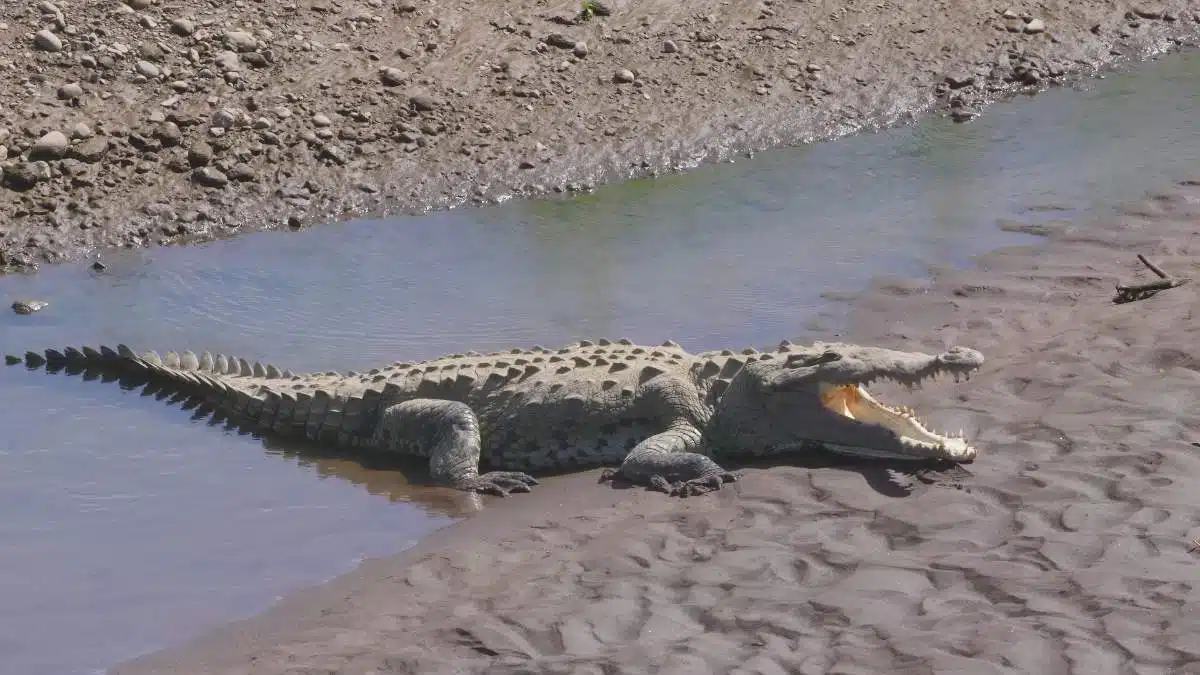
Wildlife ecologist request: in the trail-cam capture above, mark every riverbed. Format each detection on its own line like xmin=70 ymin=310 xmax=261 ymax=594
xmin=1 ymin=50 xmax=1197 ymax=675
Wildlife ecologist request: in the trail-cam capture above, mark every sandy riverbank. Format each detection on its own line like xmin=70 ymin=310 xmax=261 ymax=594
xmin=1 ymin=0 xmax=1199 ymax=272
xmin=108 ymin=174 xmax=1200 ymax=672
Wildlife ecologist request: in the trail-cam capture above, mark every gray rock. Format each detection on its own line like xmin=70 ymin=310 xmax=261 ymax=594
xmin=125 ymin=0 xmax=152 ymax=9
xmin=573 ymin=41 xmax=588 ymax=58
xmin=187 ymin=141 xmax=213 ymax=167
xmin=944 ymin=72 xmax=975 ymax=89
xmin=192 ymin=166 xmax=229 ymax=187
xmin=135 ymin=60 xmax=161 ymax=78
xmin=57 ymin=83 xmax=84 ymax=100
xmin=31 ymin=131 xmax=70 ymax=160
xmin=312 ymin=113 xmax=332 ymax=127
xmin=224 ymin=31 xmax=258 ymax=53
xmin=663 ymin=40 xmax=679 ymax=53
xmin=211 ymin=108 xmax=238 ymax=129
xmin=214 ymin=50 xmax=240 ymax=71
xmin=1131 ymin=5 xmax=1165 ymax=19
xmin=170 ymin=18 xmax=196 ymax=36
xmin=409 ymin=94 xmax=439 ymax=111
xmin=1024 ymin=18 xmax=1046 ymax=33
xmin=71 ymin=122 xmax=94 ymax=139
xmin=34 ymin=29 xmax=63 ymax=52
xmin=613 ymin=68 xmax=635 ymax=83
xmin=545 ymin=33 xmax=576 ymax=49
xmin=380 ymin=67 xmax=408 ymax=86
xmin=155 ymin=122 xmax=182 ymax=147
xmin=2 ymin=162 xmax=51 ymax=190
xmin=67 ymin=137 xmax=108 ymax=162
xmin=319 ymin=145 xmax=347 ymax=165
xmin=241 ymin=52 xmax=270 ymax=68
xmin=228 ymin=162 xmax=258 ymax=182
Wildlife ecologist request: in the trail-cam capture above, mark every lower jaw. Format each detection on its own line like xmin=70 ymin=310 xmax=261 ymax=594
xmin=811 ymin=440 xmax=970 ymax=462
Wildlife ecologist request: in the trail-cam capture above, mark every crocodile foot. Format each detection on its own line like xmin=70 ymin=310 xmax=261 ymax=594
xmin=657 ymin=471 xmax=742 ymax=497
xmin=600 ymin=468 xmax=742 ymax=497
xmin=460 ymin=471 xmax=539 ymax=496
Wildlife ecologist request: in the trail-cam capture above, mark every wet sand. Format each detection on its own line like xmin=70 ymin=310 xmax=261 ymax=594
xmin=110 ymin=176 xmax=1200 ymax=673
xmin=2 ymin=0 xmax=1199 ymax=271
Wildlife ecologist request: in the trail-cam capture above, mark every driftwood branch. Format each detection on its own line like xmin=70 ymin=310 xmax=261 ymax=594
xmin=1137 ymin=254 xmax=1168 ymax=279
xmin=1113 ymin=254 xmax=1191 ymax=304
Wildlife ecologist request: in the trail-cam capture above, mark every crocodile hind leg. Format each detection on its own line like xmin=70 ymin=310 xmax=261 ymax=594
xmin=599 ymin=420 xmax=741 ymax=497
xmin=373 ymin=399 xmax=539 ymax=496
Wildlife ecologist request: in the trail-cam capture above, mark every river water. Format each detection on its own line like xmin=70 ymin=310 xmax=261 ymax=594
xmin=1 ymin=51 xmax=1197 ymax=675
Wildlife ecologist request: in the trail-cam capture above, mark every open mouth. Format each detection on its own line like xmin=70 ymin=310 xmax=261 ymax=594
xmin=818 ymin=382 xmax=974 ymax=461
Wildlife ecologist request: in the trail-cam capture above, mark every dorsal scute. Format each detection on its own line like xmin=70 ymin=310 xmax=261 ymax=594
xmin=180 ymin=351 xmax=200 ymax=370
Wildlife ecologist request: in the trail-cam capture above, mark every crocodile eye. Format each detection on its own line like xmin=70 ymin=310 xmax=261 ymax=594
xmin=785 ymin=351 xmax=842 ymax=368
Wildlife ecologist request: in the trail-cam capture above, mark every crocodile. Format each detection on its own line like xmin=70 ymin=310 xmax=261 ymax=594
xmin=5 ymin=338 xmax=983 ymax=497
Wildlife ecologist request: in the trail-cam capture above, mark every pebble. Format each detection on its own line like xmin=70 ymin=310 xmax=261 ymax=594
xmin=34 ymin=29 xmax=64 ymax=52
xmin=312 ymin=113 xmax=333 ymax=127
xmin=1025 ymin=18 xmax=1046 ymax=33
xmin=663 ymin=40 xmax=679 ymax=53
xmin=71 ymin=122 xmax=93 ymax=139
xmin=613 ymin=69 xmax=636 ymax=83
xmin=125 ymin=0 xmax=152 ymax=9
xmin=573 ymin=41 xmax=588 ymax=58
xmin=31 ymin=131 xmax=70 ymax=160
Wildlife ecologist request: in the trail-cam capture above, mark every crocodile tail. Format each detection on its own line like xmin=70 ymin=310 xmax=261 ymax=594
xmin=4 ymin=345 xmax=288 ymax=427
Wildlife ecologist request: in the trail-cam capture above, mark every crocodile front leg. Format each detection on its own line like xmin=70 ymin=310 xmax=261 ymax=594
xmin=599 ymin=420 xmax=741 ymax=497
xmin=373 ymin=399 xmax=539 ymax=496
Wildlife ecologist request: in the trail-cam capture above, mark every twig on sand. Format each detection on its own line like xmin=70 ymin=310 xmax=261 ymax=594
xmin=1113 ymin=254 xmax=1190 ymax=304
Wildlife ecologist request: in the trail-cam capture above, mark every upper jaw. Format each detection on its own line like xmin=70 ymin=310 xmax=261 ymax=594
xmin=842 ymin=359 xmax=981 ymax=390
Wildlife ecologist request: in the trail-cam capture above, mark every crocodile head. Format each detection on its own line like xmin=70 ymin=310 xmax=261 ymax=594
xmin=716 ymin=342 xmax=984 ymax=461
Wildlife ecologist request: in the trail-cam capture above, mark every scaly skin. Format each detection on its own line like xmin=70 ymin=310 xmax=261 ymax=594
xmin=5 ymin=338 xmax=984 ymax=497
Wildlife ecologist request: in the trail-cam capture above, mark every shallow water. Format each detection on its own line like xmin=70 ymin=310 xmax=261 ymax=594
xmin=0 ymin=50 xmax=1197 ymax=675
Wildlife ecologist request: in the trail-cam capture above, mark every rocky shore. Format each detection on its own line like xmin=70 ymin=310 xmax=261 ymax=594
xmin=0 ymin=0 xmax=1197 ymax=272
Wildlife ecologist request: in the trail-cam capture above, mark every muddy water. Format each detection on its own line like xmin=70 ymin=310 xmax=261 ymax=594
xmin=0 ymin=51 xmax=1197 ymax=675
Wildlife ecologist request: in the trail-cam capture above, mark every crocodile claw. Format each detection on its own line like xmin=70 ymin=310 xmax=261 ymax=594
xmin=464 ymin=471 xmax=539 ymax=496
